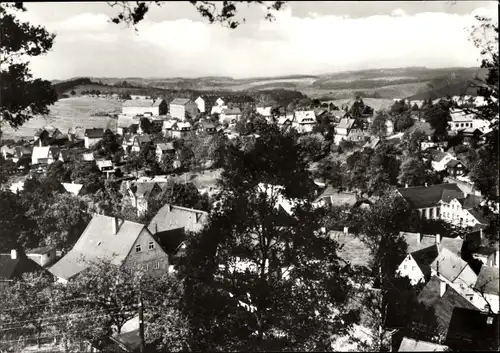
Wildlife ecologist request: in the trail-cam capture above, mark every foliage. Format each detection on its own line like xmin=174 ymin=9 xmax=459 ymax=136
xmin=0 ymin=190 xmax=29 ymax=252
xmin=370 ymin=112 xmax=388 ymax=137
xmin=0 ymin=3 xmax=58 ymax=129
xmin=315 ymin=157 xmax=344 ymax=189
xmin=401 ymin=129 xmax=427 ymax=155
xmin=70 ymin=160 xmax=105 ymax=194
xmin=393 ymin=112 xmax=415 ymax=133
xmin=422 ymin=103 xmax=450 ymax=138
xmin=398 ymin=157 xmax=427 ymax=187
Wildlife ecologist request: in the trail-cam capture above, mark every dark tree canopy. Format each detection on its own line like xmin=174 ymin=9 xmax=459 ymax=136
xmin=0 ymin=3 xmax=58 ymax=128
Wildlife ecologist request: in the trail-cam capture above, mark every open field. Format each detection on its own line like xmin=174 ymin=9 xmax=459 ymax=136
xmin=1 ymin=97 xmax=121 ymax=140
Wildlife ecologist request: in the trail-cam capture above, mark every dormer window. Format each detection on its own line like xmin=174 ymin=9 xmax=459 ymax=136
xmin=135 ymin=244 xmax=142 ymax=252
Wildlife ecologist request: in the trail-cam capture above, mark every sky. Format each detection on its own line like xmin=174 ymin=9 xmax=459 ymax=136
xmin=14 ymin=1 xmax=499 ymax=80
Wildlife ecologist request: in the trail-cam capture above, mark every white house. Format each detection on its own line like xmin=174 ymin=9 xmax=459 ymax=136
xmin=169 ymin=98 xmax=198 ymax=120
xmin=397 ymin=245 xmax=439 ymax=285
xmin=26 ymin=246 xmax=57 ymax=268
xmin=256 ymin=106 xmax=272 ymax=117
xmin=84 ymin=128 xmax=104 ymax=149
xmin=334 ymin=118 xmax=355 ymax=145
xmin=171 ymin=122 xmax=192 ymax=139
xmin=220 ymin=107 xmax=242 ymax=124
xmin=31 ymin=146 xmax=60 ymax=166
xmin=292 ymin=110 xmax=316 ymax=133
xmin=194 ymin=96 xmax=206 ymax=114
xmin=439 ymin=190 xmax=487 ymax=228
xmin=449 ymin=109 xmax=474 ymax=132
xmin=62 ymin=182 xmax=83 ymax=196
xmin=424 ymin=149 xmax=456 ymax=172
xmin=385 ymin=119 xmax=394 ymax=136
xmin=122 ymin=98 xmax=167 ymax=116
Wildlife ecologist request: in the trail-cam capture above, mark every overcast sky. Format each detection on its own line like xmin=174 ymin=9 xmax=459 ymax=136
xmin=16 ymin=1 xmax=499 ymax=80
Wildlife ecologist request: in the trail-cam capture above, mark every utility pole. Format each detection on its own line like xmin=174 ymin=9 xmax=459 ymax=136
xmin=138 ymin=293 xmax=145 ymax=353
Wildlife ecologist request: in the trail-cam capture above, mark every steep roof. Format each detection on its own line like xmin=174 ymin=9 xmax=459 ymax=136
xmin=294 ymin=110 xmax=316 ymax=124
xmin=223 ymin=107 xmax=242 ymax=115
xmin=0 ymin=253 xmax=43 ymax=280
xmin=467 ymin=208 xmax=489 ymax=225
xmin=200 ymin=121 xmax=215 ymax=129
xmin=398 ymin=337 xmax=448 ymax=352
xmin=417 ymin=276 xmax=479 ymax=338
xmin=170 ymin=98 xmax=191 ymax=106
xmin=152 ymin=98 xmax=165 ymax=107
xmin=400 ymin=232 xmax=464 ymax=256
xmin=156 ymin=143 xmax=175 ymax=152
xmin=133 ymin=135 xmax=151 ymax=145
xmin=474 ymin=266 xmax=499 ymax=295
xmin=430 ymin=248 xmax=471 ymax=283
xmin=32 ymin=146 xmax=60 ymax=161
xmin=450 ymin=109 xmax=474 ymax=122
xmin=440 ymin=189 xmax=465 ymax=204
xmin=49 ymin=215 xmax=147 ymax=280
xmin=445 ymin=159 xmax=462 ymax=168
xmin=130 ymin=182 xmax=159 ymax=199
xmin=123 ymin=99 xmax=154 ymax=108
xmin=397 ymin=183 xmax=463 ymax=209
xmin=62 ymin=182 xmax=83 ymax=195
xmin=313 ymin=185 xmax=359 ymax=206
xmin=27 ymin=246 xmax=54 ymax=255
xmin=84 ymin=128 xmax=104 ymax=139
xmin=337 ymin=118 xmax=355 ymax=130
xmin=427 ymin=149 xmax=450 ymax=162
xmin=148 ymin=204 xmax=208 ymax=235
xmin=411 ymin=245 xmax=440 ymax=279
xmin=153 ymin=228 xmax=186 ymax=255
xmin=462 ymin=194 xmax=483 ymax=210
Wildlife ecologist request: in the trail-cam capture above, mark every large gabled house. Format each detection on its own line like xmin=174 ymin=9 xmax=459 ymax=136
xmin=31 ymin=146 xmax=61 ymax=166
xmin=130 ymin=134 xmax=151 ymax=153
xmin=438 ymin=189 xmax=487 ymax=228
xmin=33 ymin=126 xmax=63 ymax=146
xmin=334 ymin=118 xmax=355 ymax=145
xmin=122 ymin=98 xmax=167 ymax=117
xmin=292 ymin=110 xmax=317 ymax=133
xmin=470 ymin=266 xmax=499 ymax=314
xmin=220 ymin=107 xmax=242 ymax=124
xmin=84 ymin=128 xmax=104 ymax=149
xmin=122 ymin=181 xmax=163 ymax=216
xmin=156 ymin=142 xmax=176 ymax=163
xmin=169 ymin=98 xmax=198 ymax=120
xmin=49 ymin=214 xmax=169 ymax=283
xmin=423 ymin=149 xmax=456 ymax=173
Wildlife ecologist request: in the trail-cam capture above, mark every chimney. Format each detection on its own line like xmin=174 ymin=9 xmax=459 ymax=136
xmin=112 ymin=217 xmax=119 ymax=235
xmin=405 ymin=183 xmax=409 ymax=188
xmin=167 ymin=204 xmax=172 ymax=212
xmin=417 ymin=233 xmax=422 ymax=244
xmin=11 ymin=249 xmax=17 ymax=260
xmin=440 ymin=281 xmax=446 ymax=297
xmin=428 ymin=136 xmax=432 ymax=141
xmin=343 ymin=226 xmax=349 ymax=234
xmin=436 ymin=233 xmax=441 ymax=244
xmin=479 ymin=228 xmax=484 ymax=241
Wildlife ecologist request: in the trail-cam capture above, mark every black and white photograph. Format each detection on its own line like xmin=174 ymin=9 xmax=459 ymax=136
xmin=0 ymin=1 xmax=498 ymax=352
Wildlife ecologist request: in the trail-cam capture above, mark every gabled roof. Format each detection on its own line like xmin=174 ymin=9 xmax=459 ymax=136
xmin=62 ymin=182 xmax=83 ymax=195
xmin=474 ymin=266 xmax=499 ymax=295
xmin=294 ymin=110 xmax=316 ymax=124
xmin=117 ymin=115 xmax=137 ymax=128
xmin=222 ymin=107 xmax=242 ymax=115
xmin=152 ymin=98 xmax=165 ymax=107
xmin=430 ymin=248 xmax=471 ymax=283
xmin=411 ymin=245 xmax=440 ymax=279
xmin=337 ymin=118 xmax=355 ymax=130
xmin=462 ymin=194 xmax=483 ymax=210
xmin=170 ymin=98 xmax=191 ymax=106
xmin=153 ymin=228 xmax=186 ymax=255
xmin=129 ymin=182 xmax=160 ymax=199
xmin=32 ymin=146 xmax=60 ymax=161
xmin=133 ymin=135 xmax=151 ymax=145
xmin=363 ymin=137 xmax=380 ymax=149
xmin=445 ymin=308 xmax=499 ymax=350
xmin=84 ymin=128 xmax=104 ymax=139
xmin=27 ymin=246 xmax=55 ymax=255
xmin=440 ymin=189 xmax=465 ymax=204
xmin=0 ymin=253 xmax=43 ymax=280
xmin=450 ymin=109 xmax=474 ymax=122
xmin=156 ymin=143 xmax=175 ymax=152
xmin=313 ymin=185 xmax=359 ymax=206
xmin=199 ymin=121 xmax=215 ymax=129
xmin=123 ymin=99 xmax=154 ymax=108
xmin=467 ymin=208 xmax=489 ymax=225
xmin=398 ymin=337 xmax=448 ymax=352
xmin=417 ymin=276 xmax=479 ymax=337
xmin=162 ymin=120 xmax=177 ymax=129
xmin=49 ymin=214 xmax=148 ymax=280
xmin=400 ymin=232 xmax=464 ymax=257
xmin=175 ymin=122 xmax=191 ymax=129
xmin=148 ymin=204 xmax=208 ymax=235
xmin=426 ymin=149 xmax=451 ymax=163
xmin=397 ymin=183 xmax=463 ymax=209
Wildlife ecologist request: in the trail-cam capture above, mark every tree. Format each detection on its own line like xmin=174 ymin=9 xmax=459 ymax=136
xmin=370 ymin=113 xmax=388 ymax=137
xmin=398 ymin=157 xmax=427 ymax=187
xmin=101 ymin=128 xmax=120 ymax=157
xmin=423 ymin=104 xmax=450 ymax=138
xmin=177 ymin=126 xmax=357 ymax=350
xmin=401 ymin=129 xmax=427 ymax=155
xmin=70 ymin=89 xmax=76 ymax=96
xmin=0 ymin=3 xmax=58 ymax=129
xmin=45 ymin=160 xmax=71 ymax=183
xmin=0 ymin=190 xmax=29 ymax=251
xmin=393 ymin=112 xmax=415 ymax=133
xmin=0 ymin=155 xmax=17 ymax=185
xmin=315 ymin=157 xmax=344 ymax=189
xmin=70 ymin=161 xmax=105 ymax=194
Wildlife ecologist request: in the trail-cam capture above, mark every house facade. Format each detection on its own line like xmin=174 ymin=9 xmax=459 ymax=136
xmin=122 ymin=98 xmax=167 ymax=116
xmin=424 ymin=149 xmax=456 ymax=172
xmin=84 ymin=128 xmax=105 ymax=149
xmin=26 ymin=246 xmax=57 ymax=268
xmin=439 ymin=191 xmax=486 ymax=228
xmin=449 ymin=109 xmax=474 ymax=132
xmin=220 ymin=107 xmax=242 ymax=124
xmin=123 ymin=181 xmax=163 ymax=216
xmin=130 ymin=135 xmax=151 ymax=153
xmin=334 ymin=118 xmax=355 ymax=144
xmin=256 ymin=106 xmax=272 ymax=117
xmin=292 ymin=110 xmax=316 ymax=133
xmin=169 ymin=98 xmax=198 ymax=120
xmin=31 ymin=146 xmax=60 ymax=166
xmin=171 ymin=122 xmax=192 ymax=139
xmin=156 ymin=143 xmax=176 ymax=163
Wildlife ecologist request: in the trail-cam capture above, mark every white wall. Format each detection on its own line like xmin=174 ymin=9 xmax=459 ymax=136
xmin=396 ymin=255 xmax=425 ymax=285
xmin=170 ymin=104 xmax=186 ymax=120
xmin=122 ymin=106 xmax=160 ymax=116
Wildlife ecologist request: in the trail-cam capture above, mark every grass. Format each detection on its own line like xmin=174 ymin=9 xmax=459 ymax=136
xmin=1 ymin=97 xmax=122 ymax=140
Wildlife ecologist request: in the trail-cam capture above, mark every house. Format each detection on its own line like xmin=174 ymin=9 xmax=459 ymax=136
xmin=162 ymin=119 xmax=177 ymax=138
xmin=346 ymin=127 xmax=368 ymax=142
xmin=470 ymin=266 xmax=499 ymax=313
xmin=363 ymin=137 xmax=380 ymax=149
xmin=0 ymin=249 xmax=45 ymax=286
xmin=156 ymin=142 xmax=176 ymax=163
xmin=81 ymin=152 xmax=95 ymax=162
xmin=84 ymin=128 xmax=105 ymax=149
xmin=397 ymin=337 xmax=448 ymax=352
xmin=277 ymin=115 xmax=293 ymax=129
xmin=122 ymin=98 xmax=167 ymax=116
xmin=385 ymin=119 xmax=394 ymax=136
xmin=169 ymin=98 xmax=198 ymax=120
xmin=198 ymin=121 xmax=216 ymax=134
xmin=397 ymin=183 xmax=463 ymax=220
xmin=62 ymin=182 xmax=83 ymax=196
xmin=171 ymin=122 xmax=192 ymax=139
xmin=130 ymin=134 xmax=151 ymax=153
xmin=194 ymin=96 xmax=207 ymax=114
xmin=31 ymin=146 xmax=60 ymax=166
xmin=430 ymin=248 xmax=478 ymax=303
xmin=211 ymin=103 xmax=228 ymax=115
xmin=256 ymin=106 xmax=272 ymax=117
xmin=438 ymin=189 xmax=487 ymax=228
xmin=472 ymin=246 xmax=499 ymax=268
xmin=123 ymin=181 xmax=163 ymax=216
xmin=48 ymin=215 xmax=169 ymax=283
xmin=26 ymin=246 xmax=57 ymax=268
xmin=415 ymin=276 xmax=479 ymax=342
xmin=96 ymin=159 xmax=114 ymax=174
xmin=472 ymin=118 xmax=491 ymax=134
xmin=33 ymin=126 xmax=63 ymax=146
xmin=312 ymin=185 xmax=361 ymax=208
xmin=445 ymin=308 xmax=499 ymax=351
xmin=458 ymin=128 xmax=483 ymax=146
xmin=215 ymin=97 xmax=225 ymax=106
xmin=292 ymin=110 xmax=316 ymax=133
xmin=449 ymin=109 xmax=474 ymax=132
xmin=334 ymin=118 xmax=355 ymax=144
xmin=445 ymin=159 xmax=467 ymax=178
xmin=1 ymin=145 xmax=32 ymax=164
xmin=421 ymin=139 xmax=449 ymax=151
xmin=220 ymin=107 xmax=242 ymax=124
xmin=1 ymin=145 xmax=16 ymax=162
xmin=423 ymin=149 xmax=455 ymax=172
xmin=397 ymin=245 xmax=440 ymax=285
xmin=400 ymin=232 xmax=464 ymax=257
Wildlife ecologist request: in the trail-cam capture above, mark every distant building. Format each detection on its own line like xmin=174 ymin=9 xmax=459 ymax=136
xmin=62 ymin=182 xmax=84 ymax=196
xmin=334 ymin=118 xmax=355 ymax=144
xmin=169 ymin=98 xmax=198 ymax=120
xmin=122 ymin=98 xmax=167 ymax=116
xmin=156 ymin=142 xmax=176 ymax=163
xmin=292 ymin=110 xmax=316 ymax=133
xmin=123 ymin=181 xmax=163 ymax=216
xmin=84 ymin=128 xmax=105 ymax=149
xmin=26 ymin=246 xmax=57 ymax=268
xmin=31 ymin=146 xmax=60 ymax=166
xmin=198 ymin=121 xmax=216 ymax=134
xmin=423 ymin=149 xmax=455 ymax=172
xmin=171 ymin=122 xmax=192 ymax=139
xmin=256 ymin=106 xmax=272 ymax=117
xmin=220 ymin=107 xmax=242 ymax=124
xmin=470 ymin=266 xmax=500 ymax=313
xmin=449 ymin=109 xmax=474 ymax=132
xmin=130 ymin=134 xmax=151 ymax=153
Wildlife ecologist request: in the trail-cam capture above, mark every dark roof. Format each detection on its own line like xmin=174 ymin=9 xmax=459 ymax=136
xmin=411 ymin=245 xmax=439 ymax=279
xmin=153 ymin=227 xmax=186 ymax=255
xmin=133 ymin=135 xmax=151 ymax=145
xmin=440 ymin=189 xmax=465 ymax=204
xmin=445 ymin=308 xmax=499 ymax=351
xmin=0 ymin=253 xmax=43 ymax=280
xmin=313 ymin=185 xmax=358 ymax=206
xmin=84 ymin=128 xmax=105 ymax=139
xmin=130 ymin=182 xmax=160 ymax=199
xmin=400 ymin=232 xmax=464 ymax=256
xmin=426 ymin=149 xmax=449 ymax=162
xmin=156 ymin=143 xmax=175 ymax=152
xmin=417 ymin=276 xmax=479 ymax=338
xmin=462 ymin=194 xmax=483 ymax=210
xmin=200 ymin=121 xmax=215 ymax=129
xmin=397 ymin=183 xmax=463 ymax=209
xmin=474 ymin=266 xmax=499 ymax=295
xmin=109 ymin=329 xmax=141 ymax=352
xmin=446 ymin=159 xmax=463 ymax=169
xmin=467 ymin=208 xmax=489 ymax=224
xmin=170 ymin=98 xmax=191 ymax=106
xmin=223 ymin=107 xmax=242 ymax=115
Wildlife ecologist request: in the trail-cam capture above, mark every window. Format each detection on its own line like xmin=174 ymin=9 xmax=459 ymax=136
xmin=148 ymin=241 xmax=154 ymax=250
xmin=412 ymin=266 xmax=416 ymax=271
xmin=135 ymin=244 xmax=142 ymax=252
xmin=404 ymin=265 xmax=407 ymax=270
xmin=154 ymin=261 xmax=160 ymax=269
xmin=144 ymin=263 xmax=149 ymax=271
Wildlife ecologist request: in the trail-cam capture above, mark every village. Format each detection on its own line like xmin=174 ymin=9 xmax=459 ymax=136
xmin=1 ymin=1 xmax=499 ymax=352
